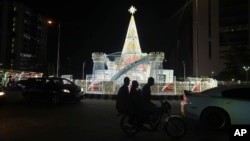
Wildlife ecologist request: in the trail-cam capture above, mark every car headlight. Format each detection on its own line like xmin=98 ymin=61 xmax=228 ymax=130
xmin=0 ymin=92 xmax=5 ymax=96
xmin=62 ymin=89 xmax=70 ymax=93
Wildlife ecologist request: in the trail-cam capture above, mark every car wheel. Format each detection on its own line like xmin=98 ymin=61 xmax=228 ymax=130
xmin=51 ymin=94 xmax=60 ymax=104
xmin=24 ymin=93 xmax=31 ymax=100
xmin=0 ymin=99 xmax=5 ymax=105
xmin=74 ymin=99 xmax=81 ymax=103
xmin=201 ymin=108 xmax=230 ymax=130
xmin=23 ymin=92 xmax=34 ymax=104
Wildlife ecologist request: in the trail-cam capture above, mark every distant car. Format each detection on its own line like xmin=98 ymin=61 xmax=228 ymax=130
xmin=0 ymin=87 xmax=5 ymax=104
xmin=181 ymin=84 xmax=250 ymax=130
xmin=15 ymin=79 xmax=29 ymax=90
xmin=21 ymin=77 xmax=85 ymax=104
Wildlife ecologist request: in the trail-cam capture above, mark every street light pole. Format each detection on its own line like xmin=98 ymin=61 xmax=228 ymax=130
xmin=243 ymin=66 xmax=250 ymax=81
xmin=194 ymin=0 xmax=199 ymax=78
xmin=182 ymin=61 xmax=186 ymax=81
xmin=56 ymin=23 xmax=61 ymax=77
xmin=82 ymin=61 xmax=86 ymax=80
xmin=48 ymin=20 xmax=61 ymax=77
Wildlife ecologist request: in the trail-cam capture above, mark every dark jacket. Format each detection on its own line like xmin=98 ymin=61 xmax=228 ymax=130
xmin=142 ymin=83 xmax=152 ymax=102
xmin=116 ymin=85 xmax=132 ymax=114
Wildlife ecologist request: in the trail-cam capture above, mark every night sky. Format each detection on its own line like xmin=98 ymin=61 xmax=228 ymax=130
xmin=17 ymin=0 xmax=187 ymax=78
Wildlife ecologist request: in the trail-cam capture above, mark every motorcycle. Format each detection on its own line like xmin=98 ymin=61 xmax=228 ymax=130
xmin=118 ymin=100 xmax=186 ymax=139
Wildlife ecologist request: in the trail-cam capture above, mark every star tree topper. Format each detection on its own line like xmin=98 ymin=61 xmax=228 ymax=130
xmin=128 ymin=5 xmax=137 ymax=15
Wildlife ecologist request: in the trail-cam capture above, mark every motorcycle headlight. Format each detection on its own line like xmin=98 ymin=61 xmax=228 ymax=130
xmin=0 ymin=92 xmax=5 ymax=96
xmin=62 ymin=89 xmax=70 ymax=93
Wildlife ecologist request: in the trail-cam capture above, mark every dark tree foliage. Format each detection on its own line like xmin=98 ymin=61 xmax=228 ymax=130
xmin=217 ymin=45 xmax=250 ymax=81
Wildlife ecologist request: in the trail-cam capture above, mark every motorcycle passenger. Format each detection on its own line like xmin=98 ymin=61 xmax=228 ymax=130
xmin=129 ymin=80 xmax=144 ymax=126
xmin=130 ymin=80 xmax=160 ymax=128
xmin=130 ymin=80 xmax=142 ymax=111
xmin=116 ymin=77 xmax=132 ymax=115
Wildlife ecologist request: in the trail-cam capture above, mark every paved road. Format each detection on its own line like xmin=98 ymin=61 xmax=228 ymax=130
xmin=0 ymin=90 xmax=229 ymax=141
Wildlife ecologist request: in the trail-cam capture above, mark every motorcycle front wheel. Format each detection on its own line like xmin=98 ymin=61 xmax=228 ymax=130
xmin=164 ymin=115 xmax=187 ymax=139
xmin=120 ymin=115 xmax=139 ymax=136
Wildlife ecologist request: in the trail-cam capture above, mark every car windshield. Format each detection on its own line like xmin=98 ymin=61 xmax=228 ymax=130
xmin=61 ymin=79 xmax=74 ymax=85
xmin=54 ymin=78 xmax=74 ymax=85
xmin=200 ymin=86 xmax=225 ymax=96
xmin=199 ymin=87 xmax=217 ymax=94
xmin=222 ymin=87 xmax=250 ymax=99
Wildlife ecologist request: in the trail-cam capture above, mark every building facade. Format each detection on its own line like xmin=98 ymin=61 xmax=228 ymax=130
xmin=171 ymin=0 xmax=249 ymax=81
xmin=0 ymin=0 xmax=48 ymax=80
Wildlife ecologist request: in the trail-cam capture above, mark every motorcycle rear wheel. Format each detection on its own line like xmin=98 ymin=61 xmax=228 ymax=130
xmin=164 ymin=115 xmax=186 ymax=139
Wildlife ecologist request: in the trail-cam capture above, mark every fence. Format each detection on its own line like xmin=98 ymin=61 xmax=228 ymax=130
xmin=74 ymin=77 xmax=217 ymax=96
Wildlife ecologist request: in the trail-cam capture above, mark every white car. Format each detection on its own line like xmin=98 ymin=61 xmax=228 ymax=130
xmin=181 ymin=84 xmax=250 ymax=130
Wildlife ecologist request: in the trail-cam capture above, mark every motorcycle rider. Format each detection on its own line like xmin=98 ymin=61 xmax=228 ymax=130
xmin=143 ymin=77 xmax=162 ymax=122
xmin=116 ymin=77 xmax=132 ymax=115
xmin=141 ymin=77 xmax=154 ymax=102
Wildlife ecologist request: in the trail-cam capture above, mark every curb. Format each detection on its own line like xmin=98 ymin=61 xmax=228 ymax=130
xmin=85 ymin=94 xmax=183 ymax=100
xmin=85 ymin=94 xmax=116 ymax=100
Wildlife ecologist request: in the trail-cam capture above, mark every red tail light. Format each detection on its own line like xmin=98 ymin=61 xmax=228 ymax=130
xmin=182 ymin=94 xmax=188 ymax=104
xmin=182 ymin=90 xmax=191 ymax=104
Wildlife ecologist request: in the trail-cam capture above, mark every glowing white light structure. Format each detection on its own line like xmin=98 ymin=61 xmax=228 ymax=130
xmin=90 ymin=6 xmax=171 ymax=84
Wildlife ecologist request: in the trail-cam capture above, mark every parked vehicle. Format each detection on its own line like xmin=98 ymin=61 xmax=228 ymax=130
xmin=181 ymin=84 xmax=250 ymax=130
xmin=21 ymin=77 xmax=85 ymax=104
xmin=119 ymin=100 xmax=186 ymax=139
xmin=15 ymin=79 xmax=29 ymax=90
